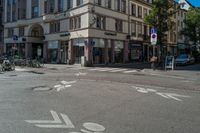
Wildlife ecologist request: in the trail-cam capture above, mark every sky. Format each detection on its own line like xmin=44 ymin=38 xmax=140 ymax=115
xmin=187 ymin=0 xmax=200 ymax=7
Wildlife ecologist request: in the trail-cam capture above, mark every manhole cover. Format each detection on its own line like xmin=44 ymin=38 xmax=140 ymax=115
xmin=32 ymin=86 xmax=52 ymax=91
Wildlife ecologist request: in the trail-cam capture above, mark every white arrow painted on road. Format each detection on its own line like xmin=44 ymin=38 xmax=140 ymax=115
xmin=25 ymin=110 xmax=75 ymax=129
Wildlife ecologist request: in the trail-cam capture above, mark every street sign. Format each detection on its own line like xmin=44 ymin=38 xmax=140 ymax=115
xmin=13 ymin=35 xmax=18 ymax=41
xmin=150 ymin=28 xmax=157 ymax=45
xmin=151 ymin=33 xmax=157 ymax=45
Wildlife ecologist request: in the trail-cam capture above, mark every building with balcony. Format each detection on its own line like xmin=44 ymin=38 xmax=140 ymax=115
xmin=4 ymin=0 xmax=176 ymax=65
xmin=0 ymin=0 xmax=4 ymax=54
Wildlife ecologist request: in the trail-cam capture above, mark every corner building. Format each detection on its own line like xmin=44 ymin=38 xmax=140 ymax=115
xmin=4 ymin=0 xmax=154 ymax=65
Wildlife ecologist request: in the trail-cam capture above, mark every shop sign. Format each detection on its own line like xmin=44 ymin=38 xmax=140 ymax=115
xmin=130 ymin=44 xmax=141 ymax=48
xmin=115 ymin=41 xmax=124 ymax=49
xmin=177 ymin=43 xmax=187 ymax=49
xmin=104 ymin=32 xmax=117 ymax=36
xmin=60 ymin=32 xmax=70 ymax=37
xmin=48 ymin=41 xmax=59 ymax=49
xmin=93 ymin=39 xmax=105 ymax=48
xmin=74 ymin=39 xmax=85 ymax=46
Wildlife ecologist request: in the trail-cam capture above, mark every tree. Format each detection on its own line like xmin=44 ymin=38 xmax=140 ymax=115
xmin=144 ymin=0 xmax=179 ymax=61
xmin=181 ymin=8 xmax=200 ymax=47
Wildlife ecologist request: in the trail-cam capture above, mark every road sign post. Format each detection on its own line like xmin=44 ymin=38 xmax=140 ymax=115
xmin=150 ymin=28 xmax=157 ymax=70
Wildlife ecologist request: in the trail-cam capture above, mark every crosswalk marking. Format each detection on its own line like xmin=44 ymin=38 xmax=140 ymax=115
xmin=110 ymin=69 xmax=127 ymax=72
xmin=87 ymin=67 xmax=139 ymax=74
xmin=123 ymin=70 xmax=138 ymax=73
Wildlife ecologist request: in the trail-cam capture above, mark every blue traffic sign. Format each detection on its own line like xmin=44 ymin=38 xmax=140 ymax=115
xmin=151 ymin=28 xmax=157 ymax=34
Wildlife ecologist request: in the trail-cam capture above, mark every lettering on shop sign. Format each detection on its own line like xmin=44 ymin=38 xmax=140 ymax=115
xmin=25 ymin=110 xmax=106 ymax=132
xmin=104 ymin=32 xmax=117 ymax=36
xmin=60 ymin=32 xmax=71 ymax=37
xmin=132 ymin=86 xmax=191 ymax=102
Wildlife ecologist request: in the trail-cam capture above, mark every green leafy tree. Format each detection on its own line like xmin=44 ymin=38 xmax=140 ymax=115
xmin=144 ymin=0 xmax=179 ymax=60
xmin=181 ymin=8 xmax=200 ymax=47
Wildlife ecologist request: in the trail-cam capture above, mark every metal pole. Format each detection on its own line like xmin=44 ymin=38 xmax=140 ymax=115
xmin=152 ymin=45 xmax=156 ymax=70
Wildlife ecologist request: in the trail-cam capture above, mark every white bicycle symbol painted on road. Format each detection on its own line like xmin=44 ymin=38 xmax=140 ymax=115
xmin=70 ymin=122 xmax=105 ymax=133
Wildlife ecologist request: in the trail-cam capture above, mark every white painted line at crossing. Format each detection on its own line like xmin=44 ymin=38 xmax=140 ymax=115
xmin=123 ymin=70 xmax=138 ymax=73
xmin=97 ymin=68 xmax=118 ymax=72
xmin=61 ymin=80 xmax=77 ymax=85
xmin=110 ymin=69 xmax=127 ymax=72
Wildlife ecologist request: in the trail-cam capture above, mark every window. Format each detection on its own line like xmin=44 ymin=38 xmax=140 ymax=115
xmin=8 ymin=28 xmax=14 ymax=38
xmin=32 ymin=0 xmax=39 ymax=18
xmin=143 ymin=8 xmax=148 ymax=18
xmin=105 ymin=0 xmax=111 ymax=9
xmin=121 ymin=0 xmax=126 ymax=13
xmin=138 ymin=6 xmax=142 ymax=18
xmin=49 ymin=0 xmax=55 ymax=13
xmin=58 ymin=0 xmax=64 ymax=12
xmin=70 ymin=16 xmax=81 ymax=30
xmin=137 ymin=22 xmax=142 ymax=37
xmin=67 ymin=0 xmax=72 ymax=9
xmin=131 ymin=4 xmax=136 ymax=16
xmin=95 ymin=0 xmax=101 ymax=6
xmin=77 ymin=0 xmax=83 ymax=6
xmin=96 ymin=16 xmax=106 ymax=30
xmin=19 ymin=27 xmax=25 ymax=37
xmin=131 ymin=20 xmax=136 ymax=36
xmin=115 ymin=19 xmax=123 ymax=32
xmin=115 ymin=0 xmax=121 ymax=11
xmin=50 ymin=21 xmax=60 ymax=33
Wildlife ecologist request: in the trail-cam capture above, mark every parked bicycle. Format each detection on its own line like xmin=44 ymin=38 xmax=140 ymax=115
xmin=0 ymin=58 xmax=15 ymax=72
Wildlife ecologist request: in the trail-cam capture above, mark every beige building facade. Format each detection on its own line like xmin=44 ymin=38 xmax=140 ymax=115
xmin=3 ymin=0 xmax=184 ymax=65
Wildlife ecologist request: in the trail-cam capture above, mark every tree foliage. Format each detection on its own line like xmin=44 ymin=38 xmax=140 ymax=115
xmin=181 ymin=8 xmax=200 ymax=45
xmin=144 ymin=0 xmax=176 ymax=44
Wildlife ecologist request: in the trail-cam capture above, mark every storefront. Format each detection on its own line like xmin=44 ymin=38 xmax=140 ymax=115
xmin=92 ymin=39 xmax=105 ymax=64
xmin=60 ymin=41 xmax=68 ymax=64
xmin=114 ymin=41 xmax=124 ymax=63
xmin=129 ymin=43 xmax=143 ymax=62
xmin=47 ymin=41 xmax=59 ymax=63
xmin=32 ymin=43 xmax=43 ymax=59
xmin=6 ymin=43 xmax=25 ymax=58
xmin=73 ymin=39 xmax=85 ymax=64
xmin=177 ymin=43 xmax=190 ymax=55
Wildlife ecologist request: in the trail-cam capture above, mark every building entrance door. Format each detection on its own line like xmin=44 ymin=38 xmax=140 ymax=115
xmin=60 ymin=41 xmax=68 ymax=64
xmin=32 ymin=43 xmax=43 ymax=59
xmin=74 ymin=46 xmax=84 ymax=64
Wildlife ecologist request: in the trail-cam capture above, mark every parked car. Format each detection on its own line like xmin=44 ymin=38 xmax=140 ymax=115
xmin=175 ymin=54 xmax=195 ymax=65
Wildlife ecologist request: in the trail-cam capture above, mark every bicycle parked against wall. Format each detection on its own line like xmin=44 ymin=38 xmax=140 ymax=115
xmin=0 ymin=57 xmax=15 ymax=72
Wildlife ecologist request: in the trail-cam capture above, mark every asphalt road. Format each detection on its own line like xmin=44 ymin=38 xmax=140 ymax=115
xmin=0 ymin=64 xmax=200 ymax=133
